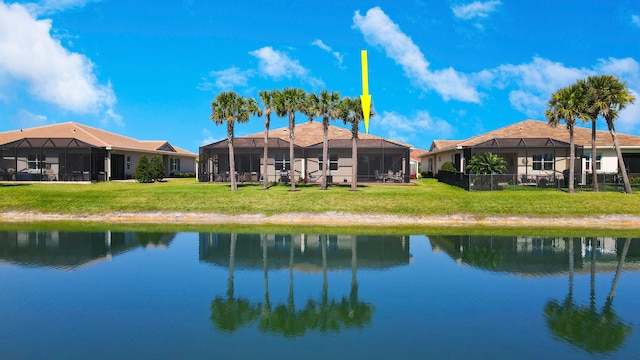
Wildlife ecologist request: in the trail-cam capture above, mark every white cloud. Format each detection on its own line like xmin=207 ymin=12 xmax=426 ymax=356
xmin=617 ymin=89 xmax=640 ymax=133
xmin=24 ymin=0 xmax=101 ymax=16
xmin=451 ymin=1 xmax=502 ymax=20
xmin=0 ymin=2 xmax=119 ymax=122
xmin=632 ymin=14 xmax=640 ymax=27
xmin=311 ymin=39 xmax=344 ymax=67
xmin=11 ymin=109 xmax=48 ymax=128
xmin=492 ymin=57 xmax=592 ymax=117
xmin=596 ymin=57 xmax=640 ymax=83
xmin=201 ymin=128 xmax=222 ymax=145
xmin=198 ymin=67 xmax=253 ymax=91
xmin=352 ymin=7 xmax=480 ymax=103
xmin=378 ymin=110 xmax=455 ymax=143
xmin=249 ymin=46 xmax=324 ymax=87
xmin=507 ymin=90 xmax=546 ymax=118
xmin=496 ymin=57 xmax=589 ymax=94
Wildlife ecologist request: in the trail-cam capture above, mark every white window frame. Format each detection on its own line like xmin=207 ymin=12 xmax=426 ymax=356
xmin=532 ymin=153 xmax=554 ymax=171
xmin=318 ymin=154 xmax=338 ymax=171
xmin=584 ymin=152 xmax=602 ymax=171
xmin=275 ymin=153 xmax=290 ymax=171
xmin=171 ymin=158 xmax=180 ymax=172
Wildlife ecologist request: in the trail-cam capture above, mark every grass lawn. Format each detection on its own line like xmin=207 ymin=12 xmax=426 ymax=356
xmin=0 ymin=178 xmax=638 ymax=217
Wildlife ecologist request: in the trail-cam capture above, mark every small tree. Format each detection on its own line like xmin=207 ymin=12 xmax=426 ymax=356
xmin=135 ymin=155 xmax=153 ymax=183
xmin=150 ymin=154 xmax=166 ymax=182
xmin=466 ymin=152 xmax=507 ymax=174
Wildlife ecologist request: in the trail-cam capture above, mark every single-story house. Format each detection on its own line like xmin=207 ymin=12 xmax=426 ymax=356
xmin=199 ymin=122 xmax=412 ymax=183
xmin=0 ymin=122 xmax=197 ymax=181
xmin=420 ymin=119 xmax=640 ymax=183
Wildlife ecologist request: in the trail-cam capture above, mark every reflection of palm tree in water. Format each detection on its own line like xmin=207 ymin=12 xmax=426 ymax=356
xmin=258 ymin=233 xmax=273 ymax=332
xmin=544 ymin=238 xmax=632 ymax=354
xmin=211 ymin=234 xmax=375 ymax=336
xmin=210 ymin=233 xmax=260 ymax=332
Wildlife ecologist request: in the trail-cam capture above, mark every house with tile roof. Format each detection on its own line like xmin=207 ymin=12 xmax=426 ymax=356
xmin=199 ymin=122 xmax=412 ymax=183
xmin=0 ymin=122 xmax=197 ymax=181
xmin=420 ymin=119 xmax=640 ymax=184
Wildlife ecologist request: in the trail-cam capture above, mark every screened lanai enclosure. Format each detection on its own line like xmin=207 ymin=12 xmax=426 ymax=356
xmin=0 ymin=138 xmax=107 ymax=182
xmin=199 ymin=137 xmax=412 ymax=183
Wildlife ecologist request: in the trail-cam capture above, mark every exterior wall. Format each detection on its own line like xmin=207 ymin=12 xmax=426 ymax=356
xmin=423 ymin=147 xmax=575 ymax=177
xmin=421 ymin=150 xmax=459 ymax=175
xmin=111 ymin=151 xmax=196 ymax=179
xmin=303 ymin=148 xmax=353 ymax=184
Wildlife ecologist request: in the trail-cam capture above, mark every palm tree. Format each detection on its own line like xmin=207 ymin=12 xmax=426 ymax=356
xmin=273 ymin=88 xmax=307 ymax=191
xmin=587 ymin=75 xmax=636 ymax=194
xmin=465 ymin=152 xmax=507 ymax=175
xmin=546 ymin=83 xmax=587 ymax=193
xmin=338 ymin=97 xmax=373 ymax=191
xmin=304 ymin=91 xmax=341 ymax=190
xmin=258 ymin=90 xmax=276 ymax=190
xmin=579 ymin=77 xmax=601 ymax=192
xmin=210 ymin=91 xmax=261 ymax=191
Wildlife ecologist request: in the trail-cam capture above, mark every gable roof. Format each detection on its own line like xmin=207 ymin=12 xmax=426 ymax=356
xmin=241 ymin=121 xmax=412 ymax=148
xmin=426 ymin=119 xmax=640 ymax=155
xmin=0 ymin=122 xmax=196 ymax=156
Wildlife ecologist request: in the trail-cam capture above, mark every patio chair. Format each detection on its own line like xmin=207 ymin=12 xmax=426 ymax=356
xmin=374 ymin=170 xmax=384 ymax=182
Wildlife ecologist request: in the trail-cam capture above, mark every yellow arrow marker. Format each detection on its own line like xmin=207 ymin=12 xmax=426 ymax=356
xmin=360 ymin=50 xmax=372 ymax=133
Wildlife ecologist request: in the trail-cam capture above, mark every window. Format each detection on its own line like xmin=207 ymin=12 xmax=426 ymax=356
xmin=171 ymin=158 xmax=180 ymax=172
xmin=532 ymin=153 xmax=554 ymax=170
xmin=318 ymin=154 xmax=338 ymax=171
xmin=27 ymin=154 xmax=45 ymax=170
xmin=584 ymin=153 xmax=602 ymax=171
xmin=126 ymin=155 xmax=131 ymax=170
xmin=275 ymin=153 xmax=290 ymax=170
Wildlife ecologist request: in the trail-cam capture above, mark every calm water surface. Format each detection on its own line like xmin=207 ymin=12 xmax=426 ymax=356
xmin=0 ymin=231 xmax=639 ymax=359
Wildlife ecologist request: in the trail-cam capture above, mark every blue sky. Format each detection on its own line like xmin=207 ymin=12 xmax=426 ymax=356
xmin=1 ymin=0 xmax=640 ymax=153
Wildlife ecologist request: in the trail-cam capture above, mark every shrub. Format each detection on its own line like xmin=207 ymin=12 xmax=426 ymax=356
xmin=150 ymin=154 xmax=166 ymax=182
xmin=441 ymin=161 xmax=456 ymax=172
xmin=135 ymin=155 xmax=153 ymax=183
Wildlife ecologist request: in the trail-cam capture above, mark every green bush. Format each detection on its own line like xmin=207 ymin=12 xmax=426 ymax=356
xmin=441 ymin=161 xmax=456 ymax=172
xmin=150 ymin=154 xmax=166 ymax=182
xmin=135 ymin=155 xmax=153 ymax=183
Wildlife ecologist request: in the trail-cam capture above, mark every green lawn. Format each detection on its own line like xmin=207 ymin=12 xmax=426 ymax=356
xmin=0 ymin=178 xmax=638 ymax=217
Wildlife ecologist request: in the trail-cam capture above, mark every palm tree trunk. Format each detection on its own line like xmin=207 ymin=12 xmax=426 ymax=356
xmin=322 ymin=120 xmax=329 ymax=190
xmin=261 ymin=234 xmax=270 ymax=316
xmin=228 ymin=134 xmax=237 ymax=191
xmin=262 ymin=113 xmax=270 ymax=190
xmin=590 ymin=238 xmax=597 ymax=311
xmin=227 ymin=233 xmax=237 ymax=299
xmin=322 ymin=235 xmax=328 ymax=297
xmin=609 ymin=126 xmax=633 ymax=194
xmin=351 ymin=137 xmax=358 ymax=191
xmin=591 ymin=120 xmax=599 ymax=192
xmin=289 ymin=114 xmax=296 ymax=192
xmin=568 ymin=237 xmax=574 ymax=299
xmin=568 ymin=127 xmax=575 ymax=193
xmin=606 ymin=238 xmax=631 ymax=309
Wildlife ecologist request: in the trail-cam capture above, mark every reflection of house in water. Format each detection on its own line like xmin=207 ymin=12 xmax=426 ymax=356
xmin=199 ymin=233 xmax=411 ymax=270
xmin=0 ymin=231 xmax=176 ymax=270
xmin=430 ymin=235 xmax=640 ymax=276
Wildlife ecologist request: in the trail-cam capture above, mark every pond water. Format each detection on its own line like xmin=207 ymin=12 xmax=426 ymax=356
xmin=1 ymin=230 xmax=639 ymax=359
